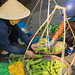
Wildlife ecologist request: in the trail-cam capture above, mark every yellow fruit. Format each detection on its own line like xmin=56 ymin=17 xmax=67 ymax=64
xmin=38 ymin=38 xmax=49 ymax=47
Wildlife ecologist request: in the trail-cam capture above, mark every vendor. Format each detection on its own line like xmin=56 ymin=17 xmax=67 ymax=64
xmin=43 ymin=0 xmax=75 ymax=48
xmin=0 ymin=0 xmax=39 ymax=59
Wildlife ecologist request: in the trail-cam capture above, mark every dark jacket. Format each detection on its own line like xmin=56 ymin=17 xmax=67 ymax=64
xmin=0 ymin=19 xmax=32 ymax=55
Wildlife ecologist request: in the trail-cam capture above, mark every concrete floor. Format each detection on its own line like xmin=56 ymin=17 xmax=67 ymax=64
xmin=0 ymin=0 xmax=75 ymax=75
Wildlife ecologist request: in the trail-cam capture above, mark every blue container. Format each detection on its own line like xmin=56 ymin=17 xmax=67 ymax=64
xmin=18 ymin=22 xmax=33 ymax=36
xmin=18 ymin=22 xmax=27 ymax=28
xmin=33 ymin=36 xmax=62 ymax=43
xmin=14 ymin=22 xmax=33 ymax=42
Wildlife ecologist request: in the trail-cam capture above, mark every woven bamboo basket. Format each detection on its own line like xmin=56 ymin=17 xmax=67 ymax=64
xmin=24 ymin=55 xmax=72 ymax=75
xmin=30 ymin=33 xmax=66 ymax=55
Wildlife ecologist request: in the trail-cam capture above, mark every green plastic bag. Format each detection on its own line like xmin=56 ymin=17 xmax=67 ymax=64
xmin=0 ymin=63 xmax=11 ymax=75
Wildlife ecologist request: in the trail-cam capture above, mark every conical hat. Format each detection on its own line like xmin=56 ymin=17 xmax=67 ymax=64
xmin=0 ymin=0 xmax=30 ymax=20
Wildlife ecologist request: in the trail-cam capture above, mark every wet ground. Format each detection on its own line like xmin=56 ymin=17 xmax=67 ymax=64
xmin=0 ymin=0 xmax=75 ymax=75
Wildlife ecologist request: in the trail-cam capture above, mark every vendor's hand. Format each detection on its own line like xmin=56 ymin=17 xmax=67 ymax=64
xmin=43 ymin=40 xmax=55 ymax=47
xmin=26 ymin=50 xmax=36 ymax=59
xmin=31 ymin=44 xmax=40 ymax=53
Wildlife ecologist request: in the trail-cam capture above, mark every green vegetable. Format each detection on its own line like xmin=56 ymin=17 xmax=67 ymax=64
xmin=53 ymin=65 xmax=60 ymax=69
xmin=51 ymin=73 xmax=57 ymax=75
xmin=42 ymin=71 xmax=50 ymax=75
xmin=55 ymin=68 xmax=60 ymax=72
xmin=46 ymin=66 xmax=50 ymax=72
xmin=39 ymin=23 xmax=64 ymax=37
xmin=50 ymin=66 xmax=57 ymax=75
xmin=26 ymin=59 xmax=33 ymax=71
xmin=28 ymin=70 xmax=32 ymax=75
xmin=12 ymin=54 xmax=15 ymax=58
xmin=47 ymin=61 xmax=50 ymax=68
xmin=35 ymin=63 xmax=40 ymax=66
xmin=40 ymin=62 xmax=47 ymax=71
xmin=36 ymin=47 xmax=48 ymax=53
xmin=55 ymin=60 xmax=67 ymax=70
xmin=50 ymin=23 xmax=60 ymax=34
xmin=33 ymin=69 xmax=41 ymax=73
xmin=35 ymin=54 xmax=42 ymax=58
xmin=64 ymin=73 xmax=67 ymax=75
xmin=31 ymin=65 xmax=41 ymax=69
xmin=33 ymin=71 xmax=43 ymax=75
xmin=11 ymin=59 xmax=17 ymax=64
xmin=26 ymin=58 xmax=68 ymax=75
xmin=51 ymin=60 xmax=54 ymax=66
xmin=30 ymin=59 xmax=43 ymax=65
xmin=42 ymin=61 xmax=47 ymax=65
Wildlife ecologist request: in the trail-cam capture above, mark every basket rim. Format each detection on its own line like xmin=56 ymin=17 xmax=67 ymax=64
xmin=39 ymin=50 xmax=62 ymax=55
xmin=24 ymin=55 xmax=72 ymax=75
xmin=30 ymin=33 xmax=64 ymax=55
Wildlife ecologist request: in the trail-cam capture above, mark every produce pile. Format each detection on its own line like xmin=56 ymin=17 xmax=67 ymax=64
xmin=26 ymin=58 xmax=67 ymax=75
xmin=37 ymin=39 xmax=63 ymax=52
xmin=37 ymin=38 xmax=49 ymax=47
xmin=9 ymin=54 xmax=24 ymax=64
xmin=8 ymin=61 xmax=25 ymax=75
xmin=39 ymin=23 xmax=64 ymax=37
xmin=50 ymin=42 xmax=64 ymax=52
xmin=50 ymin=23 xmax=60 ymax=34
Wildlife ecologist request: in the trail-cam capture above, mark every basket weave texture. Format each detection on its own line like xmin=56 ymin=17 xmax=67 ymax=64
xmin=30 ymin=33 xmax=64 ymax=55
xmin=24 ymin=55 xmax=72 ymax=75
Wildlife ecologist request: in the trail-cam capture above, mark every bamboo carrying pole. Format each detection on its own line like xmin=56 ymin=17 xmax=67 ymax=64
xmin=60 ymin=8 xmax=66 ymax=75
xmin=53 ymin=0 xmax=61 ymax=15
xmin=56 ymin=5 xmax=75 ymax=75
xmin=39 ymin=5 xmax=67 ymax=75
xmin=23 ymin=0 xmax=75 ymax=74
xmin=23 ymin=5 xmax=66 ymax=63
xmin=23 ymin=6 xmax=57 ymax=63
xmin=46 ymin=0 xmax=51 ymax=51
xmin=23 ymin=5 xmax=74 ymax=75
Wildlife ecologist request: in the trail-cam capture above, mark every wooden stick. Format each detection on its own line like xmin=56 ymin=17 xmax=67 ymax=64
xmin=53 ymin=0 xmax=61 ymax=15
xmin=71 ymin=56 xmax=75 ymax=66
xmin=60 ymin=8 xmax=66 ymax=75
xmin=41 ymin=6 xmax=57 ymax=39
xmin=46 ymin=0 xmax=51 ymax=51
xmin=39 ymin=0 xmax=43 ymax=27
xmin=56 ymin=5 xmax=66 ymax=10
xmin=26 ymin=0 xmax=40 ymax=26
xmin=64 ymin=56 xmax=75 ymax=74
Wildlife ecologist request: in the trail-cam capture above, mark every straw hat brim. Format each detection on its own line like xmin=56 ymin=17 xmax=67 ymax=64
xmin=0 ymin=0 xmax=30 ymax=20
